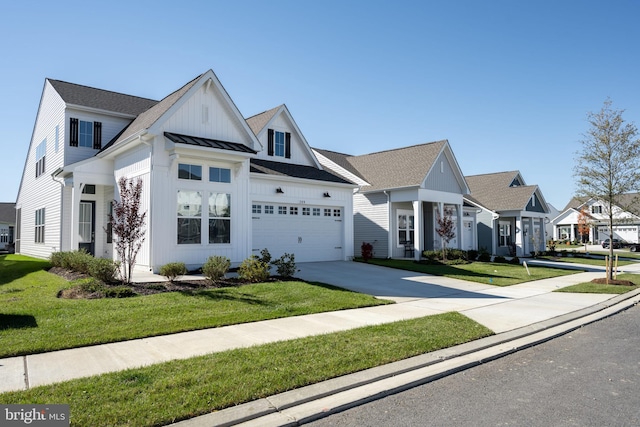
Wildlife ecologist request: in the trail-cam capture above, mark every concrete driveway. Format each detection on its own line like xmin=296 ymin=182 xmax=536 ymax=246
xmin=296 ymin=261 xmax=615 ymax=333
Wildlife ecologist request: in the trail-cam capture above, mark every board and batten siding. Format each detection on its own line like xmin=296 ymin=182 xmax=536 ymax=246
xmin=253 ymin=113 xmax=317 ymax=167
xmin=354 ymin=192 xmax=389 ymax=258
xmin=16 ymin=81 xmax=67 ymax=259
xmin=162 ymin=84 xmax=255 ymax=150
xmin=423 ymin=151 xmax=465 ymax=194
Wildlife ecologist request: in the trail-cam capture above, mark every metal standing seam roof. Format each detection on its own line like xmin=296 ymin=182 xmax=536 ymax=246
xmin=250 ymin=158 xmax=353 ymax=184
xmin=465 ymin=171 xmax=538 ymax=211
xmin=48 ymin=79 xmax=158 ymax=116
xmin=164 ymin=132 xmax=256 ymax=154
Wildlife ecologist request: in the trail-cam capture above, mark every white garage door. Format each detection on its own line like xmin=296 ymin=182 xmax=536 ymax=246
xmin=252 ymin=203 xmax=344 ymax=262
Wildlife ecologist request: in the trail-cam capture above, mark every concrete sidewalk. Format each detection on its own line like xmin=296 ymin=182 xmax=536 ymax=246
xmin=2 ymin=260 xmax=640 ymax=424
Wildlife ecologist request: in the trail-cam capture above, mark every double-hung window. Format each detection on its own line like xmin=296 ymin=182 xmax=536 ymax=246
xmin=499 ymin=221 xmax=512 ymax=246
xmin=69 ymin=118 xmax=102 ymax=149
xmin=177 ymin=191 xmax=202 ymax=244
xmin=397 ymin=210 xmax=414 ymax=244
xmin=209 ymin=193 xmax=231 ymax=244
xmin=267 ymin=129 xmax=291 ymax=158
xmin=35 ymin=208 xmax=45 ymax=243
xmin=35 ymin=139 xmax=46 ymax=178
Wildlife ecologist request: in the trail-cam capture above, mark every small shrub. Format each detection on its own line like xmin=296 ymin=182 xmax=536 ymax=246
xmin=49 ymin=251 xmax=65 ymax=268
xmin=202 ymin=256 xmax=231 ymax=282
xmin=493 ymin=255 xmax=507 ymax=263
xmin=421 ymin=250 xmax=441 ymax=263
xmin=68 ymin=250 xmax=94 ymax=274
xmin=272 ymin=253 xmax=297 ymax=278
xmin=361 ymin=242 xmax=373 ymax=262
xmin=560 ymin=249 xmax=568 ymax=257
xmin=238 ymin=256 xmax=270 ymax=283
xmin=104 ymin=286 xmax=137 ymax=298
xmin=467 ymin=250 xmax=479 ymax=261
xmin=159 ymin=262 xmax=187 ymax=282
xmin=444 ymin=258 xmax=469 ymax=265
xmin=477 ymin=249 xmax=491 ymax=262
xmin=89 ymin=258 xmax=120 ymax=283
xmin=259 ymin=248 xmax=272 ymax=264
xmin=77 ymin=278 xmax=107 ymax=295
xmin=510 ymin=256 xmax=520 ymax=265
xmin=447 ymin=249 xmax=467 ymax=261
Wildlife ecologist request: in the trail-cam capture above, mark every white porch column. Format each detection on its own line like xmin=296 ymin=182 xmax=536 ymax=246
xmin=457 ymin=203 xmax=463 ymax=249
xmin=413 ymin=200 xmax=422 ymax=260
xmin=70 ymin=181 xmax=82 ymax=251
xmin=515 ymin=216 xmax=523 ymax=257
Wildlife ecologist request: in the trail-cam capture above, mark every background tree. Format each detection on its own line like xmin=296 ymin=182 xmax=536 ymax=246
xmin=110 ymin=177 xmax=147 ymax=284
xmin=573 ymin=99 xmax=640 ymax=280
xmin=436 ymin=207 xmax=456 ymax=261
xmin=577 ymin=207 xmax=591 ymax=244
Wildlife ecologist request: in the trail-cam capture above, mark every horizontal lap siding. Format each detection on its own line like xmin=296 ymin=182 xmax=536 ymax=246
xmin=354 ymin=192 xmax=389 ymax=258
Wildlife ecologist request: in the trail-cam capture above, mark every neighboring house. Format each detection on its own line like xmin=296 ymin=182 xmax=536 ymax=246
xmin=545 ymin=202 xmax=561 ymax=241
xmin=16 ymin=70 xmax=355 ymax=272
xmin=0 ymin=202 xmax=15 ymax=251
xmin=465 ymin=171 xmax=550 ymax=257
xmin=553 ymin=195 xmax=640 ymax=244
xmin=314 ymin=141 xmax=473 ymax=260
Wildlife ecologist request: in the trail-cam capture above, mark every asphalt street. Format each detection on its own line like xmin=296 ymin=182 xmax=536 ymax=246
xmin=306 ymin=304 xmax=640 ymax=427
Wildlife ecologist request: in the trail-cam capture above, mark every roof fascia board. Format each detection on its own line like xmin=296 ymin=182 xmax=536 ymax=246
xmin=148 ymin=70 xmax=262 ymax=152
xmin=66 ymin=103 xmax=138 ymax=119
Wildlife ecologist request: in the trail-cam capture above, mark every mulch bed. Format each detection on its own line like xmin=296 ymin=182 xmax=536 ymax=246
xmin=50 ymin=267 xmax=296 ymax=299
xmin=590 ymin=278 xmax=636 ymax=286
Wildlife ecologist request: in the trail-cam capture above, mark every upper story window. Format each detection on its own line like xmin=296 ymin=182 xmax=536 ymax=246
xmin=35 ymin=139 xmax=46 ymax=178
xmin=69 ymin=118 xmax=102 ymax=149
xmin=267 ymin=129 xmax=291 ymax=158
xmin=178 ymin=163 xmax=202 ymax=180
xmin=209 ymin=167 xmax=231 ymax=183
xmin=591 ymin=205 xmax=603 ymax=214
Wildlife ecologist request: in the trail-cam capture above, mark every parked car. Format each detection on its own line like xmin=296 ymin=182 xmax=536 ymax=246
xmin=602 ymin=238 xmax=622 ymax=249
xmin=630 ymin=244 xmax=640 ymax=252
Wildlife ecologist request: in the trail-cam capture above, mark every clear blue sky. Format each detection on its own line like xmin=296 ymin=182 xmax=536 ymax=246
xmin=2 ymin=0 xmax=639 ymax=210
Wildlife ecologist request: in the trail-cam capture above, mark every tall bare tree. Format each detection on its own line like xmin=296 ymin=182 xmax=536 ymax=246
xmin=573 ymin=99 xmax=640 ymax=279
xmin=110 ymin=177 xmax=147 ymax=284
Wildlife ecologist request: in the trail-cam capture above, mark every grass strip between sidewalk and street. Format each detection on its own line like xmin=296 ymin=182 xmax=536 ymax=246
xmin=555 ymin=273 xmax=640 ymax=294
xmin=0 ymin=255 xmax=390 ymax=358
xmin=362 ymin=258 xmax=577 ymax=286
xmin=0 ymin=312 xmax=493 ymax=427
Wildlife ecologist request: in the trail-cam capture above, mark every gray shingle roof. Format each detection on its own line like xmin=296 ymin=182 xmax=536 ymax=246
xmin=465 ymin=171 xmax=537 ymax=211
xmin=313 ymin=149 xmax=367 ymax=181
xmin=246 ymin=105 xmax=281 ymax=136
xmin=48 ymin=79 xmax=158 ymax=116
xmin=317 ymin=141 xmax=447 ymax=192
xmin=0 ymin=202 xmax=16 ymax=224
xmin=250 ymin=159 xmax=352 ymax=184
xmin=101 ymin=74 xmax=202 ymax=151
xmin=164 ymin=132 xmax=256 ymax=153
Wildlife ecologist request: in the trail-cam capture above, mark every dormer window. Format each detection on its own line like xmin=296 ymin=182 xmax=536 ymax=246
xmin=591 ymin=205 xmax=603 ymax=214
xmin=267 ymin=129 xmax=291 ymax=158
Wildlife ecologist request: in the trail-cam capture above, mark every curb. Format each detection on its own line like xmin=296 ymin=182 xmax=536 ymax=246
xmin=170 ymin=288 xmax=640 ymax=427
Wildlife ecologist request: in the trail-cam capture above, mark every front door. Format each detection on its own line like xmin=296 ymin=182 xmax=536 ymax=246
xmin=462 ymin=220 xmax=474 ymax=250
xmin=79 ymin=201 xmax=95 ymax=255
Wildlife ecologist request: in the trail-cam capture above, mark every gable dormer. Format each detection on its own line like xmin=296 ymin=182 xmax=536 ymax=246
xmin=247 ymin=105 xmax=321 ymax=168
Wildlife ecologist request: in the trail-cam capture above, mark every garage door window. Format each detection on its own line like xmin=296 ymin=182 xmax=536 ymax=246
xmin=209 ymin=193 xmax=231 ymax=244
xmin=177 ymin=191 xmax=202 ymax=244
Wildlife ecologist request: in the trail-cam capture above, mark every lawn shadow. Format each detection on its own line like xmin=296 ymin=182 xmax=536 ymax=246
xmin=0 ymin=314 xmax=38 ymax=330
xmin=0 ymin=255 xmax=51 ymax=286
xmin=180 ymin=288 xmax=269 ymax=306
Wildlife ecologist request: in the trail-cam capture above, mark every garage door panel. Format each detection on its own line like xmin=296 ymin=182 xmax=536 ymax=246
xmin=252 ymin=204 xmax=343 ymax=262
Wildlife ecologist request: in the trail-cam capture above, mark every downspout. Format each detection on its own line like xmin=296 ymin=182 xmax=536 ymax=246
xmin=384 ymin=190 xmax=391 ymax=258
xmin=51 ymin=168 xmax=65 ymax=253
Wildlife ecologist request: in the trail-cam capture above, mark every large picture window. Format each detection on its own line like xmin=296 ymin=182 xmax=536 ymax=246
xmin=499 ymin=221 xmax=512 ymax=246
xmin=177 ymin=191 xmax=202 ymax=244
xmin=209 ymin=193 xmax=231 ymax=244
xmin=398 ymin=210 xmax=414 ymax=244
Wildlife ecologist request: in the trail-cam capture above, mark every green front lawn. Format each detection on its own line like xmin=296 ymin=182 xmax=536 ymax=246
xmin=0 ymin=255 xmax=390 ymax=357
xmin=537 ymin=256 xmax=636 ymax=266
xmin=363 ymin=258 xmax=578 ymax=286
xmin=0 ymin=313 xmax=493 ymax=427
xmin=555 ymin=273 xmax=640 ymax=294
